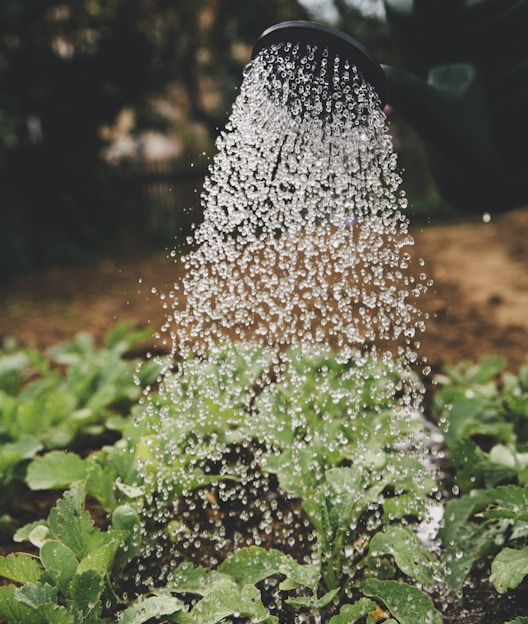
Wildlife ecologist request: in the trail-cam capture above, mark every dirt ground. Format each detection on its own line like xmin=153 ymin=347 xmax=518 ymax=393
xmin=1 ymin=206 xmax=528 ymax=374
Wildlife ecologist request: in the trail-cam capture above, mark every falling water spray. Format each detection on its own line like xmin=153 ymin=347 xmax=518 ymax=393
xmin=132 ymin=21 xmax=435 ymax=614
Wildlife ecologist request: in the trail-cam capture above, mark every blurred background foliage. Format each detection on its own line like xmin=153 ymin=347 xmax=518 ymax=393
xmin=0 ymin=0 xmax=433 ymax=278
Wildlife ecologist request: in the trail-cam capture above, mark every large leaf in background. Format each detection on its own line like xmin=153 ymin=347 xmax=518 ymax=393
xmin=440 ymin=356 xmax=506 ymax=387
xmin=26 ymin=451 xmax=87 ymax=490
xmin=450 ymin=439 xmax=518 ymax=491
xmin=481 ymin=485 xmax=528 ymax=522
xmin=7 ymin=385 xmax=76 ymax=448
xmin=0 ymin=351 xmax=31 ymax=395
xmin=0 ymin=434 xmax=42 ymax=479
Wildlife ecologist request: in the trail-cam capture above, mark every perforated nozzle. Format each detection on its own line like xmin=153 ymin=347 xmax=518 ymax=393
xmin=252 ymin=21 xmax=386 ymax=106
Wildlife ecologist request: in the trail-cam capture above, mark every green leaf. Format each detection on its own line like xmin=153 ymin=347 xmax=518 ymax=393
xmin=219 ymin=547 xmax=297 ymax=587
xmin=104 ymin=322 xmax=152 ymax=354
xmin=16 ymin=582 xmax=57 ymax=609
xmin=361 ymin=579 xmax=443 ymax=624
xmin=0 ymin=585 xmax=68 ymax=624
xmin=111 ymin=504 xmax=142 ymax=566
xmin=85 ymin=383 xmax=118 ymax=411
xmin=325 ymin=466 xmax=386 ymax=531
xmin=13 ymin=523 xmax=49 ymax=548
xmin=47 ymin=483 xmax=104 ymax=559
xmin=0 ymin=553 xmax=43 ymax=585
xmin=368 ymin=526 xmax=436 ymax=585
xmin=505 ymin=618 xmax=528 ymax=624
xmin=40 ymin=540 xmax=78 ymax=594
xmin=0 ymin=351 xmax=30 ymax=394
xmin=118 ymin=595 xmax=184 ymax=624
xmin=85 ymin=459 xmax=117 ymax=510
xmin=26 ymin=452 xmax=87 ymax=490
xmin=76 ymin=535 xmax=123 ymax=577
xmin=167 ymin=563 xmax=233 ymax=598
xmin=189 ymin=578 xmax=272 ymax=623
xmin=490 ymin=547 xmax=528 ymax=593
xmin=278 ymin=559 xmax=320 ymax=593
xmin=16 ymin=387 xmax=75 ymax=445
xmin=286 ymin=588 xmax=339 ymax=609
xmin=68 ymin=570 xmax=104 ymax=620
xmin=482 ymin=485 xmax=528 ymax=522
xmin=0 ymin=585 xmax=32 ymax=624
xmin=329 ymin=598 xmax=377 ymax=624
xmin=438 ymin=492 xmax=502 ymax=589
xmin=0 ymin=435 xmax=43 ymax=477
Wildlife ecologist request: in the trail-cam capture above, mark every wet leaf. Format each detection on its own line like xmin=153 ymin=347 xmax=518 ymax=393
xmin=328 ymin=597 xmax=377 ymax=624
xmin=16 ymin=582 xmax=57 ymax=609
xmin=40 ymin=541 xmax=78 ymax=592
xmin=0 ymin=553 xmax=43 ymax=585
xmin=368 ymin=526 xmax=436 ymax=585
xmin=47 ymin=482 xmax=105 ymax=559
xmin=285 ymin=588 xmax=339 ymax=609
xmin=167 ymin=563 xmax=228 ymax=597
xmin=490 ymin=547 xmax=528 ymax=593
xmin=361 ymin=578 xmax=443 ymax=624
xmin=76 ymin=535 xmax=124 ymax=576
xmin=219 ymin=546 xmax=293 ymax=586
xmin=438 ymin=492 xmax=502 ymax=589
xmin=119 ymin=594 xmax=184 ymax=624
xmin=68 ymin=570 xmax=104 ymax=620
xmin=482 ymin=485 xmax=528 ymax=522
xmin=111 ymin=504 xmax=142 ymax=565
xmin=0 ymin=584 xmax=73 ymax=624
xmin=188 ymin=578 xmax=273 ymax=623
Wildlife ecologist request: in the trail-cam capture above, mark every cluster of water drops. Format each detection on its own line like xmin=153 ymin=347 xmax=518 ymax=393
xmin=132 ymin=40 xmax=432 ymax=599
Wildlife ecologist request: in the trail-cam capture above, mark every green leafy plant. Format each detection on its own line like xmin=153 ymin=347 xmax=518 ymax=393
xmin=8 ymin=332 xmax=528 ymax=621
xmin=0 ymin=482 xmax=140 ymax=623
xmin=435 ymin=356 xmax=528 ymax=595
xmin=0 ymin=337 xmax=446 ymax=622
xmin=0 ymin=323 xmax=162 ymax=485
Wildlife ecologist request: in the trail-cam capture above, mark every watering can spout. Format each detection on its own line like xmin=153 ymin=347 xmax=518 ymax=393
xmin=382 ymin=62 xmax=500 ymax=211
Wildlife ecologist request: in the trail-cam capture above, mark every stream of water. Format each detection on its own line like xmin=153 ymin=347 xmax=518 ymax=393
xmin=134 ymin=39 xmax=434 ymax=600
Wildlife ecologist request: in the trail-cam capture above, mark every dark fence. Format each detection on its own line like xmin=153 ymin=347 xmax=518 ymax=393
xmin=109 ymin=159 xmax=209 ymax=244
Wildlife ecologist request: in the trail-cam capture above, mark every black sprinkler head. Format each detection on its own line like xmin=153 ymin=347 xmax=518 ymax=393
xmin=252 ymin=21 xmax=387 ymax=107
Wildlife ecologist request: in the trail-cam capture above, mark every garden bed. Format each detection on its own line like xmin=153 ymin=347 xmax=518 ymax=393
xmin=0 ymin=207 xmax=528 ymax=623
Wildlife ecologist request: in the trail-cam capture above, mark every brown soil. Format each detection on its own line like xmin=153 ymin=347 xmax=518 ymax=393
xmin=1 ymin=208 xmax=528 ymax=373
